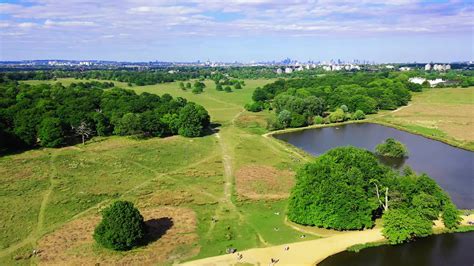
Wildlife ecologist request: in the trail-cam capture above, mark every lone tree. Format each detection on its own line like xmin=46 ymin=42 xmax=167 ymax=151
xmin=375 ymin=138 xmax=408 ymax=158
xmin=73 ymin=121 xmax=93 ymax=145
xmin=94 ymin=201 xmax=146 ymax=251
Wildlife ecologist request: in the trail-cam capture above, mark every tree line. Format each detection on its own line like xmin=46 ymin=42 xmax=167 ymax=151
xmin=0 ymin=80 xmax=210 ymax=152
xmin=247 ymin=72 xmax=417 ymax=129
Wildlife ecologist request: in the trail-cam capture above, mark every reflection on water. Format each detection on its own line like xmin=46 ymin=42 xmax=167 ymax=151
xmin=275 ymin=123 xmax=474 ymax=209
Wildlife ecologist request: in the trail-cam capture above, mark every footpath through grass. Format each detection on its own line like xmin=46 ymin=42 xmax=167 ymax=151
xmin=1 ymin=78 xmax=314 ymax=265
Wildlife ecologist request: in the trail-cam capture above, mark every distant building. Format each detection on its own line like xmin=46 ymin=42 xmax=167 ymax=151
xmin=445 ymin=64 xmax=451 ymax=70
xmin=409 ymin=77 xmax=445 ymax=87
xmin=399 ymin=67 xmax=411 ymax=71
xmin=408 ymin=77 xmax=426 ymax=85
xmin=297 ymin=66 xmax=304 ymax=71
xmin=285 ymin=67 xmax=293 ymax=74
xmin=276 ymin=68 xmax=283 ymax=74
xmin=425 ymin=63 xmax=431 ymax=71
xmin=385 ymin=65 xmax=395 ymax=69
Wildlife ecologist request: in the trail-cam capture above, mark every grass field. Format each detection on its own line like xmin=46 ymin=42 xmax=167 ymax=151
xmin=4 ymin=79 xmax=472 ymax=264
xmin=372 ymin=87 xmax=474 ymax=150
xmin=1 ymin=78 xmax=315 ymax=265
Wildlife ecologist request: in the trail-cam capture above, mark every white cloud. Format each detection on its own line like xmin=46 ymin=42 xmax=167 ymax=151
xmin=44 ymin=19 xmax=96 ymax=27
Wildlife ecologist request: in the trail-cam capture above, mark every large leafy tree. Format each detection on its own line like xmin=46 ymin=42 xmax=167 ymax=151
xmin=178 ymin=103 xmax=210 ymax=137
xmin=382 ymin=209 xmax=432 ymax=244
xmin=94 ymin=201 xmax=146 ymax=251
xmin=288 ymin=147 xmax=391 ymax=230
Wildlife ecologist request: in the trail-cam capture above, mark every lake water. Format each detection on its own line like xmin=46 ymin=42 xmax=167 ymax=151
xmin=318 ymin=232 xmax=474 ymax=266
xmin=274 ymin=123 xmax=474 ymax=209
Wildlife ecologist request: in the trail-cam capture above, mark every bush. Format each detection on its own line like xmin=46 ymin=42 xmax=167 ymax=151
xmin=288 ymin=147 xmax=391 ymax=230
xmin=329 ymin=108 xmax=345 ymax=123
xmin=313 ymin=115 xmax=324 ymax=124
xmin=245 ymin=102 xmax=263 ymax=112
xmin=382 ymin=209 xmax=432 ymax=244
xmin=353 ymin=110 xmax=366 ymax=120
xmin=224 ymin=86 xmax=232 ymax=92
xmin=442 ymin=201 xmax=461 ymax=229
xmin=93 ymin=201 xmax=146 ymax=251
xmin=375 ymin=138 xmax=408 ymax=158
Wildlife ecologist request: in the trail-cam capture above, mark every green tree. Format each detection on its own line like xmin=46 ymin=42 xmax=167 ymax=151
xmin=313 ymin=115 xmax=324 ymax=124
xmin=93 ymin=201 xmax=146 ymax=251
xmin=114 ymin=113 xmax=142 ymax=135
xmin=178 ymin=103 xmax=210 ymax=137
xmin=329 ymin=108 xmax=345 ymax=123
xmin=216 ymin=83 xmax=223 ymax=91
xmin=353 ymin=110 xmax=366 ymax=120
xmin=288 ymin=147 xmax=391 ymax=230
xmin=234 ymin=83 xmax=242 ymax=90
xmin=277 ymin=110 xmax=292 ymax=128
xmin=442 ymin=201 xmax=461 ymax=230
xmin=375 ymin=138 xmax=408 ymax=158
xmin=382 ymin=209 xmax=432 ymax=244
xmin=38 ymin=117 xmax=64 ymax=147
xmin=186 ymin=82 xmax=192 ymax=89
xmin=224 ymin=86 xmax=232 ymax=92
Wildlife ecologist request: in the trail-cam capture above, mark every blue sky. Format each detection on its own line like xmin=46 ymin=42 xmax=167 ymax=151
xmin=0 ymin=0 xmax=473 ymax=62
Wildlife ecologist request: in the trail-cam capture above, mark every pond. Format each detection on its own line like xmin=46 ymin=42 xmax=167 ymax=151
xmin=318 ymin=232 xmax=474 ymax=266
xmin=274 ymin=123 xmax=474 ymax=209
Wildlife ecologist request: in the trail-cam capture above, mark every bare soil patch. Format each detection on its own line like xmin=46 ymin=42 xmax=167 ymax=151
xmin=37 ymin=207 xmax=199 ymax=265
xmin=235 ymin=165 xmax=294 ymax=200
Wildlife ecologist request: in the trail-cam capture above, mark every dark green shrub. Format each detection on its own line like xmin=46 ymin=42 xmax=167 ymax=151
xmin=94 ymin=201 xmax=146 ymax=251
xmin=375 ymin=138 xmax=408 ymax=158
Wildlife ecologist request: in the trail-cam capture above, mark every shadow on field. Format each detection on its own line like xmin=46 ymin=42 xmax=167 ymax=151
xmin=201 ymin=122 xmax=221 ymax=136
xmin=141 ymin=217 xmax=174 ymax=246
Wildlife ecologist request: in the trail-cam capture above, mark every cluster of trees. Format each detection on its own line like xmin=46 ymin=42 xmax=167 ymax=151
xmin=375 ymin=138 xmax=409 ymax=158
xmin=213 ymin=76 xmax=245 ymax=93
xmin=0 ymin=80 xmax=210 ymax=151
xmin=247 ymin=73 xmax=414 ymax=129
xmin=288 ymin=146 xmax=460 ymax=243
xmin=178 ymin=80 xmax=206 ymax=94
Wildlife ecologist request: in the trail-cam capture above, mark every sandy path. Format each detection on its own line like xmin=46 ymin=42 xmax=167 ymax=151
xmin=181 ymin=229 xmax=384 ymax=266
xmin=183 ymin=214 xmax=474 ymax=266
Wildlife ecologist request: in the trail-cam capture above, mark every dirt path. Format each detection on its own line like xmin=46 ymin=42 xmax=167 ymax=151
xmin=185 ymin=214 xmax=474 ymax=266
xmin=181 ymin=229 xmax=384 ymax=266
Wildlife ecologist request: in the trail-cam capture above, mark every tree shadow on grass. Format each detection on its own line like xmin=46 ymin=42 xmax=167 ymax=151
xmin=140 ymin=217 xmax=174 ymax=246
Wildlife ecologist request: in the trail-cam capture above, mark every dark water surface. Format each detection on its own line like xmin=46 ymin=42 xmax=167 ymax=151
xmin=275 ymin=123 xmax=474 ymax=209
xmin=318 ymin=232 xmax=474 ymax=266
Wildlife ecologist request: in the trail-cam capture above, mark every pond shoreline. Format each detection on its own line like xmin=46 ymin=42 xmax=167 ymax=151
xmin=265 ymin=119 xmax=474 ymax=152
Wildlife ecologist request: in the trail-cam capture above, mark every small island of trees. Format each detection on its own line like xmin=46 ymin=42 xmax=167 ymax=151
xmin=288 ymin=146 xmax=461 ymax=244
xmin=375 ymin=138 xmax=409 ymax=158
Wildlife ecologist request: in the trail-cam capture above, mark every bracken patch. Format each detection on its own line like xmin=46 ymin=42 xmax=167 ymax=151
xmin=235 ymin=165 xmax=294 ymax=200
xmin=37 ymin=207 xmax=199 ymax=265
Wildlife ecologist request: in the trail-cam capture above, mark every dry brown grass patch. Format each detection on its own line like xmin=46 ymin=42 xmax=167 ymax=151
xmin=37 ymin=207 xmax=198 ymax=265
xmin=235 ymin=165 xmax=294 ymax=200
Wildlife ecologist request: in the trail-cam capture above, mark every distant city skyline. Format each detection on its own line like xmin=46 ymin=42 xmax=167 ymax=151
xmin=0 ymin=0 xmax=473 ymax=62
